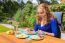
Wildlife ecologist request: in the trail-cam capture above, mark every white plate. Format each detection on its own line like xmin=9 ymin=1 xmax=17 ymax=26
xmin=16 ymin=34 xmax=29 ymax=39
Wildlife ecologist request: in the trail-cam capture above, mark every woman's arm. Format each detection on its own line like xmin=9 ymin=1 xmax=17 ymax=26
xmin=43 ymin=31 xmax=54 ymax=36
xmin=50 ymin=19 xmax=61 ymax=38
xmin=38 ymin=30 xmax=54 ymax=36
xmin=34 ymin=24 xmax=39 ymax=31
xmin=38 ymin=19 xmax=61 ymax=38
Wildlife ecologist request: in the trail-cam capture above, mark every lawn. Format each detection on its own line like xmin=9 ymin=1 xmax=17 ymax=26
xmin=0 ymin=25 xmax=11 ymax=32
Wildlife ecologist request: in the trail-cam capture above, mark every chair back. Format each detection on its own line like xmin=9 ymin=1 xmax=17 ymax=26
xmin=52 ymin=12 xmax=63 ymax=25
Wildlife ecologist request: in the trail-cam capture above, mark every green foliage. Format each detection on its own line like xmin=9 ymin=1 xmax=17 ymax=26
xmin=20 ymin=1 xmax=25 ymax=9
xmin=63 ymin=13 xmax=65 ymax=25
xmin=14 ymin=9 xmax=22 ymax=22
xmin=19 ymin=9 xmax=36 ymax=28
xmin=0 ymin=0 xmax=24 ymax=22
xmin=37 ymin=0 xmax=50 ymax=4
xmin=2 ymin=1 xmax=19 ymax=17
xmin=51 ymin=0 xmax=58 ymax=4
xmin=50 ymin=3 xmax=65 ymax=12
xmin=25 ymin=9 xmax=36 ymax=28
xmin=14 ymin=1 xmax=36 ymax=28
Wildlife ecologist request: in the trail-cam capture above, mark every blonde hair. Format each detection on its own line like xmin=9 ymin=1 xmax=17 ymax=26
xmin=36 ymin=3 xmax=55 ymax=24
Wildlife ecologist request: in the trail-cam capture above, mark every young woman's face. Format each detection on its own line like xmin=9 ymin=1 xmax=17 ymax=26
xmin=37 ymin=7 xmax=46 ymax=17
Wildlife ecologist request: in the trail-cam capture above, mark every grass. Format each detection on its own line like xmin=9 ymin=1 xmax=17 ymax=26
xmin=0 ymin=25 xmax=11 ymax=32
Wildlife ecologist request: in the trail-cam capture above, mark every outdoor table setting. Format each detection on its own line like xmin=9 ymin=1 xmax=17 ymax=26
xmin=0 ymin=28 xmax=65 ymax=43
xmin=15 ymin=29 xmax=45 ymax=40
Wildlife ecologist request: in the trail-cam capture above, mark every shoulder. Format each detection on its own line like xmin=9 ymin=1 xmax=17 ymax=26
xmin=50 ymin=12 xmax=57 ymax=21
xmin=50 ymin=18 xmax=57 ymax=23
xmin=50 ymin=13 xmax=57 ymax=22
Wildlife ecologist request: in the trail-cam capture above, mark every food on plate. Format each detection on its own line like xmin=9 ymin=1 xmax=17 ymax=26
xmin=17 ymin=34 xmax=28 ymax=38
xmin=28 ymin=31 xmax=34 ymax=34
xmin=31 ymin=35 xmax=40 ymax=40
xmin=38 ymin=30 xmax=44 ymax=35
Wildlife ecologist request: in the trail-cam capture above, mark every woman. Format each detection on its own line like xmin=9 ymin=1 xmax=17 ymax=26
xmin=34 ymin=3 xmax=61 ymax=38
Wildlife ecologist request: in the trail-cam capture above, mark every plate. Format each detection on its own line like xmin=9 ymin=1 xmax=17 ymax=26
xmin=31 ymin=35 xmax=43 ymax=40
xmin=27 ymin=31 xmax=37 ymax=35
xmin=16 ymin=34 xmax=29 ymax=39
xmin=40 ymin=34 xmax=46 ymax=36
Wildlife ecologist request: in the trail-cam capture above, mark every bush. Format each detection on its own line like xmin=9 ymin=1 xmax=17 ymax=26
xmin=13 ymin=9 xmax=22 ymax=22
xmin=14 ymin=1 xmax=36 ymax=28
xmin=50 ymin=3 xmax=65 ymax=12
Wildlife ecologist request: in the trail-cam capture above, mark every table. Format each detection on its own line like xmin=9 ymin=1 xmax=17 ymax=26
xmin=0 ymin=32 xmax=65 ymax=43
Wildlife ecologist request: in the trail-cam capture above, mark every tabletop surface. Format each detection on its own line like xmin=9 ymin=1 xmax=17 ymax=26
xmin=0 ymin=32 xmax=65 ymax=43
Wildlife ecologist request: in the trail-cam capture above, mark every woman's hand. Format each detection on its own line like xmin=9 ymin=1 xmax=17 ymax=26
xmin=24 ymin=27 xmax=30 ymax=32
xmin=42 ymin=31 xmax=54 ymax=36
xmin=38 ymin=30 xmax=44 ymax=35
xmin=38 ymin=30 xmax=54 ymax=36
xmin=24 ymin=27 xmax=34 ymax=32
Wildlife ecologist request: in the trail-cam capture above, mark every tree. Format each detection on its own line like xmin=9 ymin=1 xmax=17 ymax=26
xmin=20 ymin=0 xmax=25 ymax=9
xmin=0 ymin=0 xmax=20 ymax=22
xmin=2 ymin=0 xmax=19 ymax=18
xmin=0 ymin=1 xmax=6 ymax=22
xmin=13 ymin=9 xmax=22 ymax=22
xmin=51 ymin=0 xmax=59 ymax=4
xmin=13 ymin=0 xmax=36 ymax=28
xmin=37 ymin=0 xmax=50 ymax=4
xmin=20 ymin=1 xmax=36 ymax=28
xmin=20 ymin=0 xmax=33 ymax=22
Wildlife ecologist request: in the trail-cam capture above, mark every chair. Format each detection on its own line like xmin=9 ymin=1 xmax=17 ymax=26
xmin=52 ymin=12 xmax=64 ymax=31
